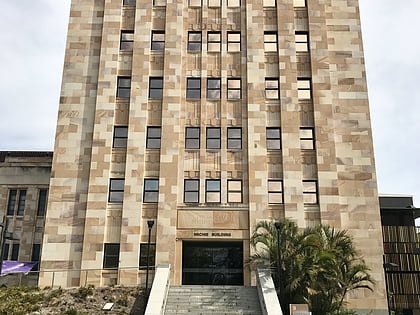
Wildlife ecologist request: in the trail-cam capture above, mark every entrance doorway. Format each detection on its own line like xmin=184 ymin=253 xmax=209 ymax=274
xmin=182 ymin=241 xmax=243 ymax=285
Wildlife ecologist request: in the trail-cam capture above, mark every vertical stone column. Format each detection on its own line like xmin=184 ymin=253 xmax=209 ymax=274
xmin=39 ymin=0 xmax=105 ymax=288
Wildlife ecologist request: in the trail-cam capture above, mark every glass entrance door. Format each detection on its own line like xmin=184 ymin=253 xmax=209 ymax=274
xmin=182 ymin=241 xmax=243 ymax=285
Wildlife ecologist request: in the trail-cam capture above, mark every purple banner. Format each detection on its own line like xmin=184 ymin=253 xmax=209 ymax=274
xmin=1 ymin=261 xmax=37 ymax=276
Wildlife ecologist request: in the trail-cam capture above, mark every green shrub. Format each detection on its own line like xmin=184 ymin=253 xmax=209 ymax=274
xmin=77 ymin=285 xmax=94 ymax=299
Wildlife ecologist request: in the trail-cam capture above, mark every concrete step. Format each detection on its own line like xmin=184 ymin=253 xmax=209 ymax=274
xmin=164 ymin=285 xmax=263 ymax=315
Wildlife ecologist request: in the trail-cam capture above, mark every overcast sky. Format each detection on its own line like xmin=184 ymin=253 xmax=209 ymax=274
xmin=0 ymin=1 xmax=418 ymax=206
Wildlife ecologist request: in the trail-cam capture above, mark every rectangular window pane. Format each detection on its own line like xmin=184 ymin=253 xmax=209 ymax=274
xmin=294 ymin=0 xmax=306 ymax=7
xmin=208 ymin=0 xmax=220 ymax=6
xmin=207 ymin=78 xmax=221 ymax=99
xmin=124 ymin=0 xmax=136 ymax=5
xmin=228 ymin=180 xmax=242 ymax=203
xmin=228 ymin=127 xmax=242 ymax=149
xmin=117 ymin=77 xmax=131 ymax=98
xmin=265 ymin=78 xmax=279 ymax=99
xmin=300 ymin=127 xmax=315 ymax=150
xmin=227 ymin=0 xmax=240 ymax=7
xmin=186 ymin=127 xmax=200 ymax=149
xmin=266 ymin=128 xmax=281 ymax=150
xmin=227 ymin=32 xmax=241 ymax=52
xmin=109 ymin=179 xmax=124 ymax=203
xmin=120 ymin=30 xmax=134 ymax=51
xmin=297 ymin=79 xmax=311 ymax=99
xmin=37 ymin=189 xmax=48 ymax=216
xmin=139 ymin=244 xmax=156 ymax=269
xmin=3 ymin=244 xmax=9 ymax=260
xmin=208 ymin=32 xmax=221 ymax=52
xmin=189 ymin=0 xmax=201 ymax=6
xmin=187 ymin=78 xmax=201 ymax=99
xmin=31 ymin=244 xmax=41 ymax=271
xmin=188 ymin=32 xmax=202 ymax=51
xmin=11 ymin=244 xmax=19 ymax=261
xmin=296 ymin=32 xmax=309 ymax=52
xmin=263 ymin=0 xmax=276 ymax=7
xmin=264 ymin=32 xmax=277 ymax=52
xmin=17 ymin=190 xmax=26 ymax=216
xmin=151 ymin=31 xmax=165 ymax=51
xmin=147 ymin=127 xmax=161 ymax=149
xmin=268 ymin=180 xmax=283 ymax=204
xmin=227 ymin=79 xmax=241 ymax=99
xmin=184 ymin=179 xmax=199 ymax=203
xmin=207 ymin=128 xmax=221 ymax=149
xmin=7 ymin=190 xmax=17 ymax=215
xmin=303 ymin=181 xmax=318 ymax=204
xmin=149 ymin=77 xmax=163 ymax=98
xmin=206 ymin=179 xmax=221 ymax=203
xmin=144 ymin=179 xmax=159 ymax=203
xmin=103 ymin=244 xmax=120 ymax=269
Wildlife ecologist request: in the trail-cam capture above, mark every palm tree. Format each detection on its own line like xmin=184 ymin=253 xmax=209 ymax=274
xmin=249 ymin=220 xmax=374 ymax=315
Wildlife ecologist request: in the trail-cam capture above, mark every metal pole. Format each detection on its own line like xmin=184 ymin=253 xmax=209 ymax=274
xmin=145 ymin=220 xmax=154 ymax=298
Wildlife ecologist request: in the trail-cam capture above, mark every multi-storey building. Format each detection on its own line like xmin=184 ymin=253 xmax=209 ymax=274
xmin=38 ymin=0 xmax=387 ymax=311
xmin=0 ymin=151 xmax=52 ymax=286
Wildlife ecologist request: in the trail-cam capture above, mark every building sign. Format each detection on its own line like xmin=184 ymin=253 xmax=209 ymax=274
xmin=193 ymin=231 xmax=232 ymax=238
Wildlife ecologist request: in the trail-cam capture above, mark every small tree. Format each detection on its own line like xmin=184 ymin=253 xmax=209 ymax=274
xmin=249 ymin=220 xmax=374 ymax=315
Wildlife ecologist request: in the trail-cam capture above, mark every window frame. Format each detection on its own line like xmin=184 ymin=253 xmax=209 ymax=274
xmin=188 ymin=31 xmax=202 ymax=51
xmin=144 ymin=178 xmax=159 ymax=203
xmin=11 ymin=243 xmax=19 ymax=261
xmin=264 ymin=32 xmax=278 ymax=52
xmin=117 ymin=77 xmax=131 ymax=99
xmin=207 ymin=32 xmax=221 ymax=52
xmin=16 ymin=190 xmax=26 ymax=216
xmin=187 ymin=78 xmax=201 ymax=99
xmin=109 ymin=178 xmax=125 ymax=203
xmin=146 ymin=126 xmax=162 ymax=149
xmin=149 ymin=77 xmax=163 ymax=99
xmin=268 ymin=180 xmax=284 ymax=204
xmin=37 ymin=189 xmax=48 ymax=216
xmin=113 ymin=126 xmax=128 ymax=148
xmin=103 ymin=243 xmax=120 ymax=269
xmin=206 ymin=179 xmax=221 ymax=203
xmin=295 ymin=31 xmax=309 ymax=52
xmin=151 ymin=31 xmax=165 ymax=51
xmin=227 ymin=32 xmax=241 ymax=52
xmin=227 ymin=78 xmax=241 ymax=99
xmin=120 ymin=30 xmax=134 ymax=51
xmin=208 ymin=0 xmax=221 ymax=7
xmin=123 ymin=0 xmax=136 ymax=6
xmin=206 ymin=127 xmax=221 ymax=149
xmin=227 ymin=0 xmax=240 ymax=7
xmin=7 ymin=189 xmax=17 ymax=216
xmin=31 ymin=244 xmax=41 ymax=271
xmin=184 ymin=179 xmax=200 ymax=203
xmin=188 ymin=0 xmax=201 ymax=6
xmin=266 ymin=127 xmax=282 ymax=150
xmin=139 ymin=243 xmax=156 ymax=269
xmin=207 ymin=78 xmax=221 ymax=99
xmin=227 ymin=127 xmax=242 ymax=149
xmin=303 ymin=180 xmax=318 ymax=204
xmin=300 ymin=127 xmax=315 ymax=150
xmin=227 ymin=180 xmax=242 ymax=203
xmin=3 ymin=243 xmax=9 ymax=260
xmin=297 ymin=78 xmax=312 ymax=99
xmin=293 ymin=0 xmax=307 ymax=7
xmin=263 ymin=0 xmax=276 ymax=7
xmin=265 ymin=78 xmax=279 ymax=99
xmin=185 ymin=127 xmax=200 ymax=149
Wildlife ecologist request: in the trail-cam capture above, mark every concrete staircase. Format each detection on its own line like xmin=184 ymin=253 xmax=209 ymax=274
xmin=164 ymin=285 xmax=263 ymax=315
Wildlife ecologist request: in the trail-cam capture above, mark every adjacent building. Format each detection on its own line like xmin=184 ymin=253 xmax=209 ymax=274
xmin=1 ymin=0 xmax=386 ymax=312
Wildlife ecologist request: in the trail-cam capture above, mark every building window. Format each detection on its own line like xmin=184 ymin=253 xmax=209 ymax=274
xmin=184 ymin=179 xmax=199 ymax=203
xmin=266 ymin=128 xmax=281 ymax=150
xmin=227 ymin=127 xmax=242 ymax=149
xmin=11 ymin=244 xmax=19 ymax=261
xmin=109 ymin=179 xmax=124 ymax=203
xmin=303 ymin=180 xmax=318 ymax=204
xmin=117 ymin=77 xmax=131 ymax=98
xmin=146 ymin=127 xmax=161 ymax=149
xmin=265 ymin=78 xmax=279 ymax=99
xmin=149 ymin=77 xmax=163 ymax=98
xmin=227 ymin=180 xmax=242 ymax=203
xmin=37 ymin=189 xmax=48 ymax=216
xmin=139 ymin=243 xmax=156 ymax=269
xmin=188 ymin=32 xmax=202 ymax=51
xmin=187 ymin=78 xmax=201 ymax=99
xmin=123 ymin=0 xmax=136 ymax=5
xmin=7 ymin=190 xmax=17 ymax=216
xmin=113 ymin=126 xmax=128 ymax=148
xmin=300 ymin=127 xmax=315 ymax=150
xmin=227 ymin=32 xmax=241 ymax=52
xmin=295 ymin=32 xmax=309 ymax=52
xmin=16 ymin=190 xmax=26 ymax=216
xmin=144 ymin=179 xmax=159 ymax=203
xmin=189 ymin=0 xmax=201 ymax=6
xmin=263 ymin=0 xmax=276 ymax=7
xmin=268 ymin=180 xmax=283 ymax=204
xmin=208 ymin=32 xmax=221 ymax=52
xmin=31 ymin=244 xmax=41 ymax=271
xmin=206 ymin=127 xmax=221 ymax=149
xmin=151 ymin=31 xmax=165 ymax=51
xmin=208 ymin=0 xmax=221 ymax=7
xmin=297 ymin=78 xmax=311 ymax=99
xmin=207 ymin=78 xmax=221 ymax=99
xmin=120 ymin=30 xmax=134 ymax=50
xmin=264 ymin=32 xmax=277 ymax=52
xmin=3 ymin=244 xmax=9 ymax=260
xmin=185 ymin=127 xmax=200 ymax=149
xmin=293 ymin=0 xmax=306 ymax=7
xmin=227 ymin=78 xmax=241 ymax=99
xmin=206 ymin=179 xmax=221 ymax=203
xmin=227 ymin=0 xmax=240 ymax=7
xmin=103 ymin=243 xmax=120 ymax=269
